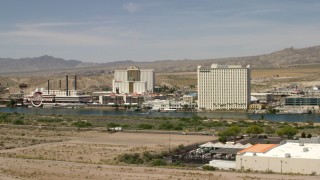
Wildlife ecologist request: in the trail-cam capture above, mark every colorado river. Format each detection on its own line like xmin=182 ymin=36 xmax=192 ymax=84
xmin=0 ymin=107 xmax=319 ymax=122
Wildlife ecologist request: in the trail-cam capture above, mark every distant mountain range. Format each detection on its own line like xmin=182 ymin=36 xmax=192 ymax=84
xmin=1 ymin=45 xmax=320 ymax=75
xmin=0 ymin=55 xmax=99 ymax=73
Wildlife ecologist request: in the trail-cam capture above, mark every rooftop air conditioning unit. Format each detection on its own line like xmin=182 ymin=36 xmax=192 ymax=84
xmin=303 ymin=147 xmax=309 ymax=152
xmin=299 ymin=142 xmax=304 ymax=146
xmin=285 ymin=153 xmax=291 ymax=158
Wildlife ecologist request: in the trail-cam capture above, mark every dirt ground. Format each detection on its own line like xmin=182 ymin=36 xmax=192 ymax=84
xmin=0 ymin=128 xmax=319 ymax=180
xmin=1 ymin=157 xmax=319 ymax=180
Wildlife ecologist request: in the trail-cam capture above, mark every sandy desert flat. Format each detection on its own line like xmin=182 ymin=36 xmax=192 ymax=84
xmin=0 ymin=128 xmax=319 ymax=180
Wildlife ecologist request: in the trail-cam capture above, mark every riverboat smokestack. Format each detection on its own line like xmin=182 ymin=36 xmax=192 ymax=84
xmin=66 ymin=74 xmax=69 ymax=96
xmin=74 ymin=75 xmax=77 ymax=90
xmin=47 ymin=80 xmax=50 ymax=94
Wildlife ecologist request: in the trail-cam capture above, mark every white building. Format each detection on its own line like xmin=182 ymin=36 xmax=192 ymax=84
xmin=142 ymin=99 xmax=196 ymax=111
xmin=197 ymin=64 xmax=251 ymax=110
xmin=113 ymin=66 xmax=155 ymax=94
xmin=251 ymin=93 xmax=273 ymax=103
xmin=236 ymin=140 xmax=320 ymax=175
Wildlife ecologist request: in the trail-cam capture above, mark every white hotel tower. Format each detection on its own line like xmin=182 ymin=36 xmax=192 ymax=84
xmin=113 ymin=66 xmax=155 ymax=94
xmin=197 ymin=64 xmax=251 ymax=110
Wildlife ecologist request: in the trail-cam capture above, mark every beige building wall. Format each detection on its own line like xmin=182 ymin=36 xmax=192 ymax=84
xmin=113 ymin=81 xmax=129 ymax=93
xmin=140 ymin=69 xmax=155 ymax=92
xmin=236 ymin=155 xmax=320 ymax=175
xmin=133 ymin=81 xmax=147 ymax=94
xmin=113 ymin=67 xmax=154 ymax=94
xmin=114 ymin=70 xmax=127 ymax=81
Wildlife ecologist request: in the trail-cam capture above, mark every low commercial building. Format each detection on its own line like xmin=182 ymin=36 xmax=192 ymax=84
xmin=183 ymin=95 xmax=194 ymax=103
xmin=236 ymin=141 xmax=320 ymax=175
xmin=99 ymin=94 xmax=144 ymax=106
xmin=99 ymin=94 xmax=124 ymax=106
xmin=249 ymin=103 xmax=267 ymax=110
xmin=251 ymin=93 xmax=273 ymax=103
xmin=285 ymin=97 xmax=320 ymax=106
xmin=143 ymin=99 xmax=196 ymax=111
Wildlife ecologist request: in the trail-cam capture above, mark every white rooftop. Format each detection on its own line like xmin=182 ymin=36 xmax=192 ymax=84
xmin=210 ymin=64 xmax=243 ymax=69
xmin=242 ymin=142 xmax=320 ymax=159
xmin=200 ymin=142 xmax=252 ymax=149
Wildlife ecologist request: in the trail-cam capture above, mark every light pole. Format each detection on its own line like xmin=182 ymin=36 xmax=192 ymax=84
xmin=169 ymin=130 xmax=171 ymax=153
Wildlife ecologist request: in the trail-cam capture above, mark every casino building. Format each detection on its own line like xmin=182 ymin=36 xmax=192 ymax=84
xmin=197 ymin=64 xmax=251 ymax=110
xmin=112 ymin=66 xmax=155 ymax=94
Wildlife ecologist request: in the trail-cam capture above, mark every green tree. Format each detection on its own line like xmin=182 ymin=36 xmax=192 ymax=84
xmin=228 ymin=125 xmax=241 ymax=141
xmin=6 ymin=99 xmax=17 ymax=107
xmin=245 ymin=125 xmax=264 ymax=136
xmin=218 ymin=132 xmax=228 ymax=143
xmin=307 ymin=133 xmax=312 ymax=138
xmin=301 ymin=132 xmax=306 ymax=138
xmin=264 ymin=125 xmax=275 ymax=135
xmin=183 ymin=104 xmax=189 ymax=111
xmin=276 ymin=126 xmax=298 ymax=139
xmin=219 ymin=126 xmax=241 ymax=142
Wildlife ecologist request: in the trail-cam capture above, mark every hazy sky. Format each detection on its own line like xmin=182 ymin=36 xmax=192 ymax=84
xmin=1 ymin=0 xmax=320 ymax=62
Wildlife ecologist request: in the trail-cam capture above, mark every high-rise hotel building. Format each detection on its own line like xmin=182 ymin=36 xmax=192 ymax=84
xmin=113 ymin=66 xmax=155 ymax=94
xmin=197 ymin=64 xmax=251 ymax=110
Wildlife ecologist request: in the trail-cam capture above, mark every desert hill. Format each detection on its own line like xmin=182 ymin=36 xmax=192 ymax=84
xmin=0 ymin=55 xmax=98 ymax=74
xmin=1 ymin=45 xmax=320 ymax=75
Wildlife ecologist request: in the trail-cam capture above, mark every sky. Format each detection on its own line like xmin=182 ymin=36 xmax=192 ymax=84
xmin=0 ymin=0 xmax=320 ymax=63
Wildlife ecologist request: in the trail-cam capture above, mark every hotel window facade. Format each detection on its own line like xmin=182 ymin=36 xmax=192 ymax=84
xmin=197 ymin=64 xmax=251 ymax=110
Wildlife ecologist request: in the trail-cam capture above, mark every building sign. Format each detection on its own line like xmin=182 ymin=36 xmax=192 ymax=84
xmin=31 ymin=92 xmax=43 ymax=107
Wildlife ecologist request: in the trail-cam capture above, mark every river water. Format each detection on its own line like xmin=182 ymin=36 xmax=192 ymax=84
xmin=0 ymin=107 xmax=320 ymax=122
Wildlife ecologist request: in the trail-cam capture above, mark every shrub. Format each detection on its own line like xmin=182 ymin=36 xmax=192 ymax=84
xmin=159 ymin=122 xmax=174 ymax=130
xmin=150 ymin=159 xmax=167 ymax=166
xmin=173 ymin=144 xmax=186 ymax=154
xmin=107 ymin=122 xmax=120 ymax=128
xmin=202 ymin=165 xmax=216 ymax=171
xmin=138 ymin=124 xmax=153 ymax=129
xmin=13 ymin=119 xmax=24 ymax=125
xmin=197 ymin=126 xmax=204 ymax=131
xmin=118 ymin=153 xmax=144 ymax=164
xmin=171 ymin=161 xmax=185 ymax=167
xmin=179 ymin=117 xmax=191 ymax=122
xmin=72 ymin=121 xmax=92 ymax=128
xmin=174 ymin=124 xmax=184 ymax=131
xmin=37 ymin=118 xmax=63 ymax=123
xmin=0 ymin=114 xmax=11 ymax=123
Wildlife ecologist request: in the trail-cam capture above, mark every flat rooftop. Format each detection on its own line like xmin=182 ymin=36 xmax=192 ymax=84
xmin=238 ymin=144 xmax=278 ymax=154
xmin=242 ymin=142 xmax=320 ymax=159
